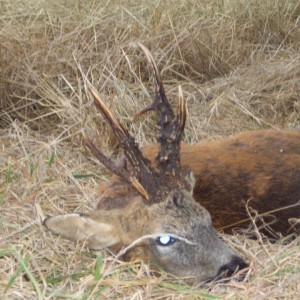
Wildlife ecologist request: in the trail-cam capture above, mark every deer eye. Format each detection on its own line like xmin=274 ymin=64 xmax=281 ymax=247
xmin=156 ymin=235 xmax=176 ymax=246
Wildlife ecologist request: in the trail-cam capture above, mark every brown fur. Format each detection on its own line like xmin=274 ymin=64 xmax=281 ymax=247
xmin=97 ymin=130 xmax=300 ymax=236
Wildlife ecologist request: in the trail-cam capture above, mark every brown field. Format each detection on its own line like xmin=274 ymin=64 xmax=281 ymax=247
xmin=1 ymin=0 xmax=300 ymax=299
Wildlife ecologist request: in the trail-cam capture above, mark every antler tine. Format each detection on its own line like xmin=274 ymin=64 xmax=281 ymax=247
xmin=82 ymin=132 xmax=130 ymax=182
xmin=178 ymin=85 xmax=187 ymax=136
xmin=134 ymin=43 xmax=174 ymax=121
xmin=136 ymin=43 xmax=187 ymax=178
xmin=87 ymin=86 xmax=160 ymax=200
xmin=83 ymin=132 xmax=150 ymax=199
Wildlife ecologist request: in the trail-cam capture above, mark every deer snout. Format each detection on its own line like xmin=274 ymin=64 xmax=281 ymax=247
xmin=217 ymin=255 xmax=249 ymax=280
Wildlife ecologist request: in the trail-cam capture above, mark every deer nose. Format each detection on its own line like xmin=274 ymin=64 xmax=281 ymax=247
xmin=218 ymin=255 xmax=249 ymax=279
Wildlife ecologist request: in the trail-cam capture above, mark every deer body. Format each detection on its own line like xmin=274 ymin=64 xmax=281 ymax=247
xmin=97 ymin=129 xmax=300 ymax=237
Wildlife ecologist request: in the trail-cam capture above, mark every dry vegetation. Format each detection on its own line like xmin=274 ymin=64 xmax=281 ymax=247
xmin=1 ymin=0 xmax=300 ymax=299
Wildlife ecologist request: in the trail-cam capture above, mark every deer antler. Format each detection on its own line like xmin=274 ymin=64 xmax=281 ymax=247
xmin=135 ymin=43 xmax=187 ymax=179
xmin=83 ymin=86 xmax=161 ymax=200
xmin=84 ymin=44 xmax=188 ymax=204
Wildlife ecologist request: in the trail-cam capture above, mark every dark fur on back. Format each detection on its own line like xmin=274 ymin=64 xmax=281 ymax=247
xmin=97 ymin=130 xmax=300 ymax=236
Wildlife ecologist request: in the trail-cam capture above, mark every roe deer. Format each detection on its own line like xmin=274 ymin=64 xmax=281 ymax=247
xmin=44 ymin=44 xmax=299 ymax=283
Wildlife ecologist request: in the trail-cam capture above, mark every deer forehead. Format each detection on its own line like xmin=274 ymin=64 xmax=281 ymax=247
xmin=147 ymin=191 xmax=212 ymax=234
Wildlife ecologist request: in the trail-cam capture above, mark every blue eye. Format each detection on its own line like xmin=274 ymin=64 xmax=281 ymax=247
xmin=156 ymin=235 xmax=176 ymax=246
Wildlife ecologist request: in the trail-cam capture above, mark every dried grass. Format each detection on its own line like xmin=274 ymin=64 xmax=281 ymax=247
xmin=1 ymin=0 xmax=300 ymax=299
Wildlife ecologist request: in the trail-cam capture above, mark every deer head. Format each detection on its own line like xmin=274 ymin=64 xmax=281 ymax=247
xmin=44 ymin=44 xmax=248 ymax=283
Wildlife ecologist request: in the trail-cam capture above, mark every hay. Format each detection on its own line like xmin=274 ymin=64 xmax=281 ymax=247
xmin=1 ymin=0 xmax=299 ymax=298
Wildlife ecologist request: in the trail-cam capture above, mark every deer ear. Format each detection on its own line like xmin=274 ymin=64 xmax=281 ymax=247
xmin=43 ymin=213 xmax=120 ymax=249
xmin=185 ymin=170 xmax=196 ymax=194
